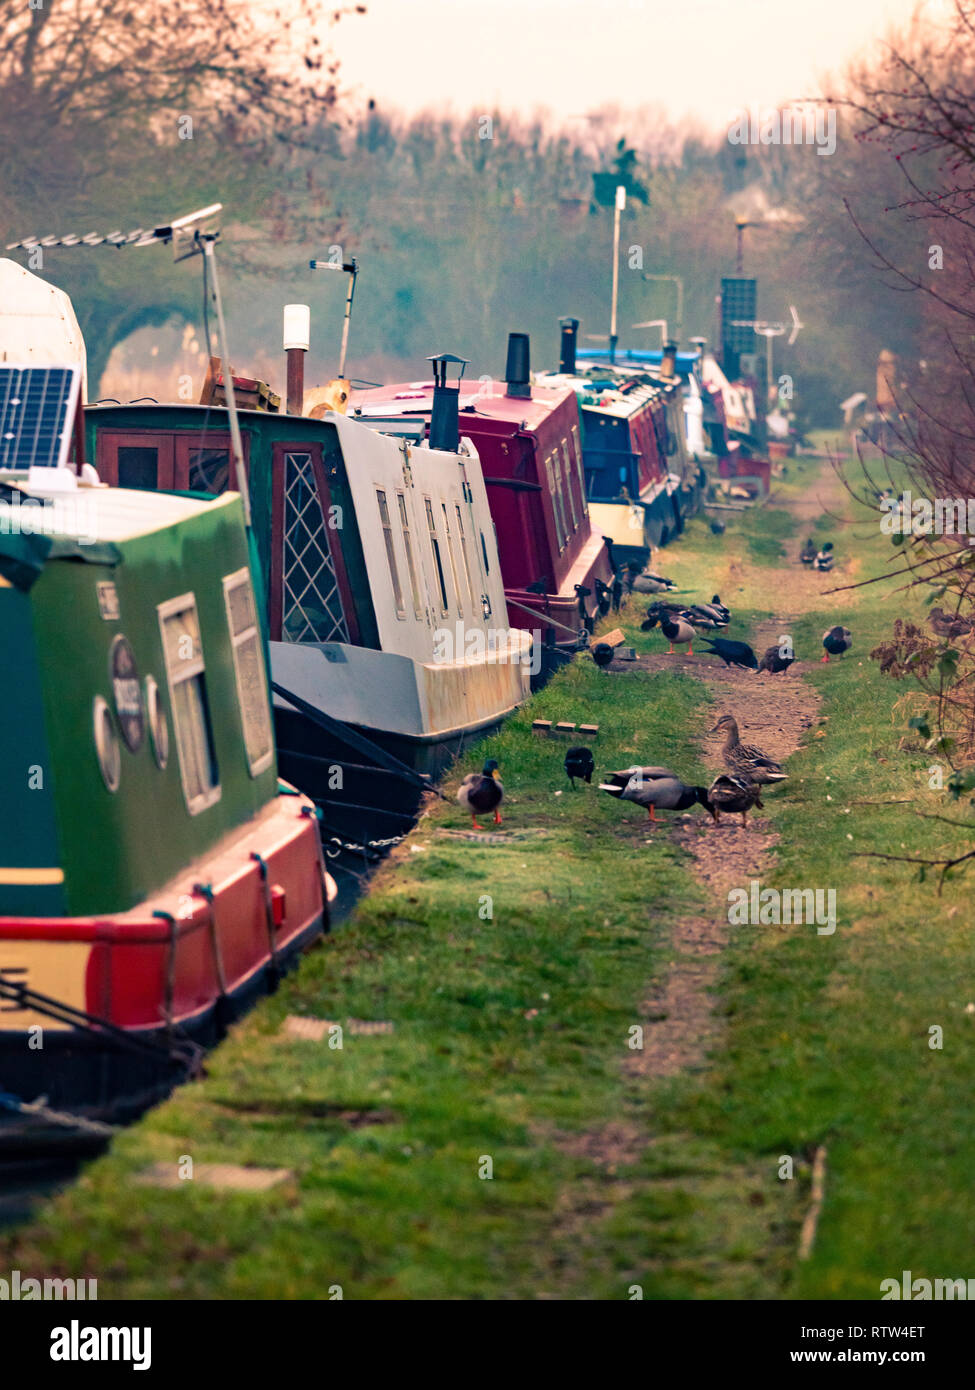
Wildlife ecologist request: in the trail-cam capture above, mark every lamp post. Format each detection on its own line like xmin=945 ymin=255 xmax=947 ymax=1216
xmin=610 ymin=184 xmax=625 ymax=364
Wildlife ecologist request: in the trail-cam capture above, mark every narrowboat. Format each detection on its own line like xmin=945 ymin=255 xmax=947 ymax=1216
xmin=83 ymin=385 xmax=532 ymax=794
xmin=5 ymin=257 xmax=530 ymax=866
xmin=0 ymin=375 xmax=334 ymax=1152
xmin=351 ymin=333 xmax=615 ymax=658
xmin=537 ymin=323 xmax=705 ymax=566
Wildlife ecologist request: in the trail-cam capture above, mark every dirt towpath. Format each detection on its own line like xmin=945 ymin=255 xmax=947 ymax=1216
xmin=626 ymin=461 xmax=848 ymax=1079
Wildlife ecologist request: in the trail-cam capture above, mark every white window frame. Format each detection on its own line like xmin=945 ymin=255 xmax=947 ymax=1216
xmin=441 ymin=500 xmax=464 ymax=617
xmin=396 ymin=490 xmax=423 ymax=617
xmin=222 ymin=567 xmax=274 ymax=778
xmin=157 ymin=592 xmax=221 ymax=815
xmin=376 ymin=488 xmax=407 ymax=619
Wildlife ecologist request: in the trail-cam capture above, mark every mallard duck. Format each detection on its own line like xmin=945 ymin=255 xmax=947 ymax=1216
xmin=599 ymin=766 xmax=714 ymax=825
xmin=602 ymin=764 xmax=679 ymax=789
xmin=707 ymin=773 xmax=764 ymax=829
xmin=928 ymin=607 xmax=973 ymax=640
xmin=814 ymin=542 xmax=834 ymax=572
xmin=681 ymin=605 xmax=725 ymax=630
xmin=630 ymin=569 xmax=678 ymax=594
xmin=799 ymin=539 xmax=817 ymax=566
xmin=564 ymin=746 xmax=595 ymax=788
xmin=757 ymin=643 xmax=796 ymax=674
xmin=821 ymin=625 xmax=852 ymax=661
xmin=699 ymin=637 xmax=758 ymax=669
xmin=709 ymin=714 xmax=787 ymax=784
xmin=707 ymin=595 xmax=731 ymax=624
xmin=457 ymin=758 xmax=504 ymax=829
xmin=641 ymin=600 xmax=682 ymax=628
xmin=644 ymin=611 xmax=696 ymax=655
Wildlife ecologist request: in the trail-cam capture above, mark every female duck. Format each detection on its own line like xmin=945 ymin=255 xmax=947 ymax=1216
xmin=709 ymin=714 xmax=787 ymax=784
xmin=707 ymin=773 xmax=763 ymax=829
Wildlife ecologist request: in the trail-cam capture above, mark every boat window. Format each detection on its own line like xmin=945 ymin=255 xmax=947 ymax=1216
xmin=424 ymin=497 xmax=450 ymax=614
xmin=396 ymin=492 xmax=423 ymax=616
xmin=93 ymin=696 xmax=121 ymax=793
xmin=281 ymin=450 xmax=351 ymax=644
xmin=561 ymin=440 xmax=579 ymax=529
xmin=455 ymin=503 xmax=476 ymax=608
xmin=570 ymin=424 xmax=588 ymax=514
xmin=117 ymin=446 xmax=161 ymax=490
xmin=546 ymin=450 xmax=568 ymax=550
xmin=157 ymin=593 xmax=221 ymax=815
xmin=441 ymin=501 xmax=464 ymax=616
xmin=223 ymin=568 xmax=274 ymax=777
xmin=188 ymin=446 xmax=231 ymax=494
xmin=377 ymin=489 xmax=406 ymax=617
xmin=480 ymin=530 xmax=490 ymax=576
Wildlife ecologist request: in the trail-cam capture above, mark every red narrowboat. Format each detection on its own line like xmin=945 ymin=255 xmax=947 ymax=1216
xmin=351 ymin=333 xmax=615 ymax=655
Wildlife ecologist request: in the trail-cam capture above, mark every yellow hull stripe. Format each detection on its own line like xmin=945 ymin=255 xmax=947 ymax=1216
xmin=0 ymin=867 xmax=64 ymax=885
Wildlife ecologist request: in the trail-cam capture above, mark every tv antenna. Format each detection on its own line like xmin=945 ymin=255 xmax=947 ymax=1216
xmin=309 ymin=255 xmax=359 ymax=381
xmin=729 ymin=307 xmax=802 ymax=388
xmin=6 ymin=204 xmax=250 ymax=526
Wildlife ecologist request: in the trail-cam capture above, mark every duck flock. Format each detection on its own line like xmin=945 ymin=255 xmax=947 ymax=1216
xmin=458 ymin=546 xmax=855 ymax=835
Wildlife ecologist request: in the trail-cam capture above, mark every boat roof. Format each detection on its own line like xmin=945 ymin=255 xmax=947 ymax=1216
xmin=537 ymin=369 xmax=667 ymax=421
xmin=0 ymin=260 xmax=88 ymax=400
xmin=576 ymin=346 xmax=701 ymax=373
xmin=351 ymin=377 xmax=576 ymax=432
xmin=0 ymin=479 xmax=237 ymax=543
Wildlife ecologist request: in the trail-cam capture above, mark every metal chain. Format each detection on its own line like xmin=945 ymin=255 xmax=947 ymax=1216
xmin=0 ymin=1089 xmax=117 ymax=1139
xmin=323 ymin=833 xmax=407 ymax=857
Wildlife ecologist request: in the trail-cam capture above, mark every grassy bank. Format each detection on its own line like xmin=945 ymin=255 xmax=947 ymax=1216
xmin=3 ymin=464 xmax=973 ymax=1299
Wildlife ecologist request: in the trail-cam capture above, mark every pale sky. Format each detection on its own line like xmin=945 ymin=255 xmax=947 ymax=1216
xmin=334 ymin=0 xmax=945 ymax=130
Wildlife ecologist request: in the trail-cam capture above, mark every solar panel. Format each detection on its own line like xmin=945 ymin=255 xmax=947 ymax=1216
xmin=0 ymin=364 xmax=80 ymax=472
xmin=720 ymin=278 xmax=757 ymax=354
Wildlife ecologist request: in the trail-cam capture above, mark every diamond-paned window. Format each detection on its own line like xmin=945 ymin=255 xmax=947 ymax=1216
xmin=281 ymin=451 xmax=350 ymax=644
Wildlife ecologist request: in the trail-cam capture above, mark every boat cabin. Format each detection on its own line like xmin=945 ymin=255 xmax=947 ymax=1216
xmin=0 ymin=458 xmax=331 ymax=1142
xmin=84 ymin=399 xmax=530 ymax=777
xmin=351 ymin=334 xmax=614 ymax=645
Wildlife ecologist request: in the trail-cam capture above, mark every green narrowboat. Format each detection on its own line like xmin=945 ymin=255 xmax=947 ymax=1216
xmin=0 ymin=451 xmax=334 ymax=1152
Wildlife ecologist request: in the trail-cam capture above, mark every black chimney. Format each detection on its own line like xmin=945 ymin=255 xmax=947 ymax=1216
xmin=504 ymin=332 xmax=532 ymax=398
xmin=559 ymin=317 xmax=579 ymax=374
xmin=428 ymin=352 xmax=468 ymax=453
